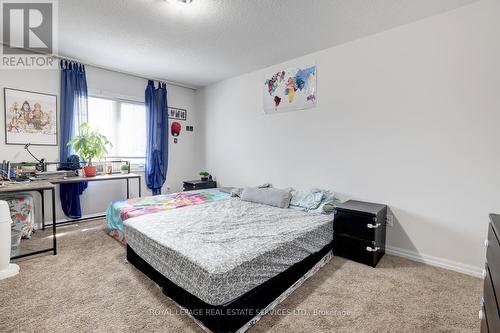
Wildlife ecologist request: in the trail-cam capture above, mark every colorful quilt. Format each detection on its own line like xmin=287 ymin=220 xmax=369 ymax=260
xmin=106 ymin=189 xmax=229 ymax=243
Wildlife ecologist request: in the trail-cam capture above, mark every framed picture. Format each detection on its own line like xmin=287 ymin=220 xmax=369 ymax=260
xmin=263 ymin=64 xmax=317 ymax=114
xmin=168 ymin=106 xmax=187 ymax=121
xmin=4 ymin=88 xmax=58 ymax=146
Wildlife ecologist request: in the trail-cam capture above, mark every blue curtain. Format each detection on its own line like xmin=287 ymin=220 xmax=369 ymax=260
xmin=145 ymin=80 xmax=168 ymax=195
xmin=59 ymin=60 xmax=88 ymax=218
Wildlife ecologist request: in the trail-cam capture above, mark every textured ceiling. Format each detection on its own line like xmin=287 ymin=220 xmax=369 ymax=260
xmin=58 ymin=0 xmax=476 ymax=88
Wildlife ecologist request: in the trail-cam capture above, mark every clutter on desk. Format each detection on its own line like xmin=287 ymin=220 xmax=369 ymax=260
xmin=0 ymin=159 xmax=133 ymax=184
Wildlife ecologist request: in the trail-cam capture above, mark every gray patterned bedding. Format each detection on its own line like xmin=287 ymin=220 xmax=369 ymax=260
xmin=124 ymin=198 xmax=333 ymax=306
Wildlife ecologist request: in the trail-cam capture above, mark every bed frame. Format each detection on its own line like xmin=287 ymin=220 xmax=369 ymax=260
xmin=127 ymin=241 xmax=333 ymax=333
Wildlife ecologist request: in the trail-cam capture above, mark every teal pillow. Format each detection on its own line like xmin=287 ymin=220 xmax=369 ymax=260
xmin=311 ymin=190 xmax=339 ymax=214
xmin=290 ymin=188 xmax=324 ymax=210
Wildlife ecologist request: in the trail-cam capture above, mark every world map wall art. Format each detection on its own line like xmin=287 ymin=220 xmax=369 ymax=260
xmin=263 ymin=64 xmax=317 ymax=114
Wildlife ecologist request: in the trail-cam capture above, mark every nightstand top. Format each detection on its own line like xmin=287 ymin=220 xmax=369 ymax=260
xmin=183 ymin=180 xmax=216 ymax=185
xmin=335 ymin=200 xmax=387 ymax=215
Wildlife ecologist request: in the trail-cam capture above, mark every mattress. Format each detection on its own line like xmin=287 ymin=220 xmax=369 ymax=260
xmin=105 ymin=188 xmax=229 ymax=242
xmin=124 ymin=198 xmax=333 ymax=306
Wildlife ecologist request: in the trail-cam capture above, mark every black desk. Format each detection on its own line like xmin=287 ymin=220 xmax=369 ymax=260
xmin=0 ymin=181 xmax=57 ymax=260
xmin=46 ymin=173 xmax=142 ymax=228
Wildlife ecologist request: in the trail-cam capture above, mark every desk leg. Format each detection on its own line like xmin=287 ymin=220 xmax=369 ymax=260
xmin=51 ymin=188 xmax=57 ymax=255
xmin=40 ymin=190 xmax=45 ymax=231
xmin=138 ymin=176 xmax=142 ymax=198
xmin=126 ymin=178 xmax=130 ymax=199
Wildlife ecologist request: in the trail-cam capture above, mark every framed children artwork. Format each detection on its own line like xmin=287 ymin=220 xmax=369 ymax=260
xmin=4 ymin=88 xmax=58 ymax=146
xmin=168 ymin=107 xmax=187 ymax=121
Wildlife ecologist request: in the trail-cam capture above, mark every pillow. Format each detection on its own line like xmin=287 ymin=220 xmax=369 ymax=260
xmin=218 ymin=187 xmax=234 ymax=194
xmin=312 ymin=199 xmax=337 ymax=214
xmin=290 ymin=188 xmax=324 ymax=210
xmin=310 ymin=190 xmax=339 ymax=214
xmin=321 ymin=201 xmax=336 ymax=214
xmin=240 ymin=187 xmax=292 ymax=208
xmin=230 ymin=188 xmax=243 ymax=197
xmin=230 ymin=183 xmax=273 ymax=197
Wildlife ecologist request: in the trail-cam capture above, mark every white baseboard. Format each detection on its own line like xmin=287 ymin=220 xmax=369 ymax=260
xmin=385 ymin=245 xmax=482 ymax=278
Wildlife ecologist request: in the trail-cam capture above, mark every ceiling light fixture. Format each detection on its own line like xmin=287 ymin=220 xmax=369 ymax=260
xmin=177 ymin=0 xmax=193 ymax=3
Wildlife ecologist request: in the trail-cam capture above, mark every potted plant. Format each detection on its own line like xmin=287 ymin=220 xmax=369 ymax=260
xmin=67 ymin=123 xmax=112 ymax=177
xmin=199 ymin=171 xmax=210 ymax=181
xmin=120 ymin=163 xmax=130 ymax=174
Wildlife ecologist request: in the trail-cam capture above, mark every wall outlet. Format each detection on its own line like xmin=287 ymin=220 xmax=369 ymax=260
xmin=386 ymin=214 xmax=394 ymax=227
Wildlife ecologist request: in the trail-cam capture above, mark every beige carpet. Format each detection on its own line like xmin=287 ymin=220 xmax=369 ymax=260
xmin=0 ymin=220 xmax=481 ymax=333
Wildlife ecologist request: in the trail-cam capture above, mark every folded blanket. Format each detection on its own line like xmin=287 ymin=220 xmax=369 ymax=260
xmin=290 ymin=188 xmax=324 ymax=210
xmin=290 ymin=189 xmax=339 ymax=214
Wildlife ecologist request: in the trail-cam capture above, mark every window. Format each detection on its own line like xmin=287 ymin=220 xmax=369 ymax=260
xmin=87 ymin=96 xmax=146 ymax=164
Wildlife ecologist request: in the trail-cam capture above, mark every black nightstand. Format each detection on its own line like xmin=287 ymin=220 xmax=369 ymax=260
xmin=183 ymin=180 xmax=217 ymax=191
xmin=333 ymin=200 xmax=387 ymax=267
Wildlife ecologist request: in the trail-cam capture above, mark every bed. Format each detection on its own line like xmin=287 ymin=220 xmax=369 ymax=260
xmin=105 ymin=189 xmax=230 ymax=243
xmin=124 ymin=198 xmax=333 ymax=333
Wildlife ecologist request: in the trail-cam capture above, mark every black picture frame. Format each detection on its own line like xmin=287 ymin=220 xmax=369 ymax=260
xmin=4 ymin=87 xmax=58 ymax=146
xmin=168 ymin=106 xmax=187 ymax=121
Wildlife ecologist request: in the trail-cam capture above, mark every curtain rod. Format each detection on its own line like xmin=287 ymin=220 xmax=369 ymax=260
xmin=0 ymin=41 xmax=198 ymax=90
xmin=56 ymin=54 xmax=198 ymax=91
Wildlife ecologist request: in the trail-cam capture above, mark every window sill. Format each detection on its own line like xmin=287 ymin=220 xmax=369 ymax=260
xmin=130 ymin=164 xmax=145 ymax=173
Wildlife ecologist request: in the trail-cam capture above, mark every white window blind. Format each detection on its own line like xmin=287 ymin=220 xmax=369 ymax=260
xmin=87 ymin=96 xmax=146 ymax=164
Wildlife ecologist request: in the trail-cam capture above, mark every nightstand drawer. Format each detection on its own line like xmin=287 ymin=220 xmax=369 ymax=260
xmin=334 ymin=209 xmax=380 ymax=241
xmin=333 ymin=234 xmax=384 ymax=267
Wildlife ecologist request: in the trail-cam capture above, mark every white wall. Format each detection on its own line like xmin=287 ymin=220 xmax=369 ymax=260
xmin=0 ymin=65 xmax=202 ymax=222
xmin=197 ymin=0 xmax=500 ymax=275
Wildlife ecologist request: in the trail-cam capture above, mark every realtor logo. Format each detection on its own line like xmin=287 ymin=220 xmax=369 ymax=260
xmin=1 ymin=0 xmax=58 ymax=69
